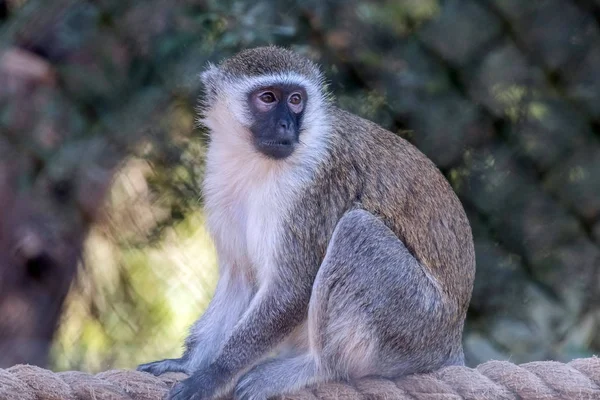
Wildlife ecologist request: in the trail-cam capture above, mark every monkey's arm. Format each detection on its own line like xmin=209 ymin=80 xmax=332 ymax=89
xmin=138 ymin=266 xmax=254 ymax=376
xmin=168 ymin=276 xmax=312 ymax=400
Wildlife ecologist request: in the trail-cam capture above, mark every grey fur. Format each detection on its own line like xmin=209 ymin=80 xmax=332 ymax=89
xmin=219 ymin=46 xmax=322 ymax=81
xmin=138 ymin=46 xmax=475 ymax=400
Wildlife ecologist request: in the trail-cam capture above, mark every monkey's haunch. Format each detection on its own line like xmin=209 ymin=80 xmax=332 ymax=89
xmin=1 ymin=357 xmax=599 ymax=400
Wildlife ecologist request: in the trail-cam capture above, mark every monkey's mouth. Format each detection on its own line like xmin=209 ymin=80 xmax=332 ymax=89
xmin=262 ymin=139 xmax=293 ymax=147
xmin=256 ymin=139 xmax=296 ymax=159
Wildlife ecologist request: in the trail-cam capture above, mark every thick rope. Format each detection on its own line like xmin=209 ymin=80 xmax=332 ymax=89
xmin=0 ymin=357 xmax=598 ymax=400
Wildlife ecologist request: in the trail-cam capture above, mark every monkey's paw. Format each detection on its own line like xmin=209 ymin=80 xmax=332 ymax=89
xmin=137 ymin=358 xmax=188 ymax=376
xmin=168 ymin=376 xmax=205 ymax=400
xmin=168 ymin=368 xmax=223 ymax=400
xmin=234 ymin=366 xmax=276 ymax=400
xmin=169 ymin=380 xmax=199 ymax=400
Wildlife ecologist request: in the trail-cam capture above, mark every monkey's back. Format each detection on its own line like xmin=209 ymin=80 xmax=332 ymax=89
xmin=326 ymin=107 xmax=475 ymax=312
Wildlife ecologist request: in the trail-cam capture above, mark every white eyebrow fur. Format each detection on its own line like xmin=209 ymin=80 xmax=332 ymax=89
xmin=221 ymin=72 xmax=328 ymax=128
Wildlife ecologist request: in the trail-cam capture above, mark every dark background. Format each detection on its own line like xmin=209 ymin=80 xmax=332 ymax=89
xmin=0 ymin=0 xmax=598 ymax=371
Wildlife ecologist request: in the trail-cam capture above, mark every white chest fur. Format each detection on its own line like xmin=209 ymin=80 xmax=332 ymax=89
xmin=203 ymin=138 xmax=304 ymax=286
xmin=200 ymin=94 xmax=329 ymax=285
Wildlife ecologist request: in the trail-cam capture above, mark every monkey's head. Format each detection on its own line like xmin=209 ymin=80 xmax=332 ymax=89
xmin=199 ymin=46 xmax=331 ymax=161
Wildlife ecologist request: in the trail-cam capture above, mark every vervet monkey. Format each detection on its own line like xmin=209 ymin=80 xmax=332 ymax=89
xmin=138 ymin=46 xmax=476 ymax=400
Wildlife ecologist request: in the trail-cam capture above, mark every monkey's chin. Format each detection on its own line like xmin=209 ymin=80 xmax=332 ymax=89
xmin=255 ymin=140 xmax=296 ymax=160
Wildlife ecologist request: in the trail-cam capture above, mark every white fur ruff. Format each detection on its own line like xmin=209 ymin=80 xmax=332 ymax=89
xmin=200 ymin=73 xmax=330 ymax=286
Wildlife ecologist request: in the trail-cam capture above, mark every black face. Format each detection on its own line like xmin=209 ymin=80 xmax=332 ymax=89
xmin=248 ymin=84 xmax=307 ymax=159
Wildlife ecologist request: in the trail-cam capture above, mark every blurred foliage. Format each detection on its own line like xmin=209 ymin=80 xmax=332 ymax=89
xmin=50 ymin=101 xmax=215 ymax=372
xmin=1 ymin=0 xmax=599 ymax=372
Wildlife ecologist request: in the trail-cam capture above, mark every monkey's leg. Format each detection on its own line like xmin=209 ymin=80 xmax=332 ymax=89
xmin=137 ymin=268 xmax=254 ymax=376
xmin=310 ymin=209 xmax=463 ymax=378
xmin=233 ymin=209 xmax=460 ymax=399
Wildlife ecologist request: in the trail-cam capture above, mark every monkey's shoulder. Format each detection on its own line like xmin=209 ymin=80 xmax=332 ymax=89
xmin=327 ymin=106 xmax=472 ymax=239
xmin=328 ymin=107 xmax=443 ymax=180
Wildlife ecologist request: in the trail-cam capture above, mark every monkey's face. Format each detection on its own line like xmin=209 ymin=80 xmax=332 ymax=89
xmin=247 ymin=84 xmax=306 ymax=160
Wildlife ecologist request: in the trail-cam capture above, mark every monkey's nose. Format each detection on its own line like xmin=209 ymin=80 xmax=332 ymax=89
xmin=277 ymin=119 xmax=296 ymax=141
xmin=279 ymin=120 xmax=289 ymax=129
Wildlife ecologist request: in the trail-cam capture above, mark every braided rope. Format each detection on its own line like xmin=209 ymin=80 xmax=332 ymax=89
xmin=0 ymin=357 xmax=598 ymax=400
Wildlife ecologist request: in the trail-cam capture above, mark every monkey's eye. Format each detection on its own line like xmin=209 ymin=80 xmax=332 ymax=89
xmin=259 ymin=92 xmax=276 ymax=103
xmin=289 ymin=93 xmax=302 ymax=105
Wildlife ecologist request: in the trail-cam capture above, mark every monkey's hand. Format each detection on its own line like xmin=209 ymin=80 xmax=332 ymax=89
xmin=137 ymin=357 xmax=188 ymax=376
xmin=168 ymin=364 xmax=227 ymax=400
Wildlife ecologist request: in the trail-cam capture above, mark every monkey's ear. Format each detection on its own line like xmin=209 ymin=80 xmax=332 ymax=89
xmin=199 ymin=63 xmax=221 ymax=105
xmin=200 ymin=63 xmax=220 ymax=88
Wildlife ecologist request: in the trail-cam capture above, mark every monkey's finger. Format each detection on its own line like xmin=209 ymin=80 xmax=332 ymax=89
xmin=168 ymin=380 xmax=203 ymax=400
xmin=167 ymin=382 xmax=186 ymax=399
xmin=137 ymin=358 xmax=187 ymax=376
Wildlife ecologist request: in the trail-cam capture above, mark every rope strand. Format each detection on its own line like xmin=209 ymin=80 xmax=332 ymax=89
xmin=0 ymin=357 xmax=598 ymax=400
